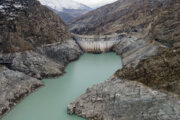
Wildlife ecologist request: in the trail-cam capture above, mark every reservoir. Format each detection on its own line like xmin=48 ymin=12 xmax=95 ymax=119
xmin=1 ymin=53 xmax=122 ymax=120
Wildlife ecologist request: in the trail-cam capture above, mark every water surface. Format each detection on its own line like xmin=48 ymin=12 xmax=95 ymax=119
xmin=2 ymin=53 xmax=122 ymax=120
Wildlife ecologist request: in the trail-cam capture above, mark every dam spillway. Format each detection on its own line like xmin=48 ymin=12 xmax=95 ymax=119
xmin=77 ymin=40 xmax=117 ymax=53
xmin=72 ymin=34 xmax=124 ymax=53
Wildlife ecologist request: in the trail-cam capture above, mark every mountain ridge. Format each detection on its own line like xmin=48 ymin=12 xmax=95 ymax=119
xmin=39 ymin=0 xmax=92 ymax=23
xmin=69 ymin=0 xmax=175 ymax=35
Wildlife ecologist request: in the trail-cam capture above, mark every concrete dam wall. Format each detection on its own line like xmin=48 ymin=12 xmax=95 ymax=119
xmin=72 ymin=34 xmax=125 ymax=53
xmin=72 ymin=34 xmax=159 ymax=66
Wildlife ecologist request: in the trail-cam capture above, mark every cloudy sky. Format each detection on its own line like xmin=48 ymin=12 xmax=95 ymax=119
xmin=74 ymin=0 xmax=117 ymax=8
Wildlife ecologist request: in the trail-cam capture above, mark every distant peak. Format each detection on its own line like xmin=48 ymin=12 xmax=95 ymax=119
xmin=39 ymin=0 xmax=91 ymax=11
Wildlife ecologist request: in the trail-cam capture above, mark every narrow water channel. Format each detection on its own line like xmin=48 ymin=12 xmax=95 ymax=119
xmin=2 ymin=53 xmax=122 ymax=120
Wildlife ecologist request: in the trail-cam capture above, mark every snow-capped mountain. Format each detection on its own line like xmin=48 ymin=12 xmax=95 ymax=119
xmin=39 ymin=0 xmax=92 ymax=23
xmin=39 ymin=0 xmax=90 ymax=11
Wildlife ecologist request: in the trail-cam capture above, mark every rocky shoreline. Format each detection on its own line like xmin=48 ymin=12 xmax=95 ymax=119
xmin=1 ymin=31 xmax=179 ymax=119
xmin=0 ymin=32 xmax=135 ymax=118
xmin=0 ymin=31 xmax=153 ymax=118
xmin=0 ymin=67 xmax=43 ymax=118
xmin=67 ymin=37 xmax=180 ymax=120
xmin=68 ymin=76 xmax=180 ymax=120
xmin=0 ymin=39 xmax=83 ymax=118
xmin=67 ymin=0 xmax=180 ymax=119
xmin=0 ymin=0 xmax=84 ymax=117
xmin=0 ymin=0 xmax=180 ymax=119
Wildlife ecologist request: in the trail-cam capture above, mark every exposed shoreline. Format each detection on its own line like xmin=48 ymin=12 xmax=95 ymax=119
xmin=0 ymin=33 xmax=152 ymax=118
xmin=0 ymin=39 xmax=83 ymax=118
xmin=0 ymin=32 xmax=180 ymax=119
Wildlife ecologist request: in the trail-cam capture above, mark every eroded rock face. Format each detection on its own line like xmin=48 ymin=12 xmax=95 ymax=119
xmin=0 ymin=67 xmax=43 ymax=117
xmin=0 ymin=40 xmax=83 ymax=80
xmin=115 ymin=1 xmax=180 ymax=95
xmin=68 ymin=76 xmax=180 ymax=120
xmin=11 ymin=51 xmax=64 ymax=79
xmin=116 ymin=48 xmax=180 ymax=96
xmin=37 ymin=39 xmax=83 ymax=65
xmin=0 ymin=39 xmax=83 ymax=118
xmin=112 ymin=36 xmax=159 ymax=66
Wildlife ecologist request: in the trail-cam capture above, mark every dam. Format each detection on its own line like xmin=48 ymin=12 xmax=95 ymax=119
xmin=72 ymin=33 xmax=125 ymax=53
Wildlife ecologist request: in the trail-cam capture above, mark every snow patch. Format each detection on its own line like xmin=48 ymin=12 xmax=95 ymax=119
xmin=13 ymin=4 xmax=23 ymax=8
xmin=0 ymin=2 xmax=23 ymax=19
xmin=0 ymin=5 xmax=3 ymax=9
xmin=0 ymin=5 xmax=5 ymax=14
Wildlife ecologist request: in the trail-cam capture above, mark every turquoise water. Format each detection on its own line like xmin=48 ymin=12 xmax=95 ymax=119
xmin=2 ymin=53 xmax=122 ymax=120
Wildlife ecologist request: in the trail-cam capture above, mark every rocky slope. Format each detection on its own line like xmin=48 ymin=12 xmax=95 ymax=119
xmin=115 ymin=5 xmax=180 ymax=94
xmin=0 ymin=0 xmax=83 ymax=118
xmin=69 ymin=0 xmax=177 ymax=35
xmin=0 ymin=0 xmax=70 ymax=53
xmin=115 ymin=0 xmax=180 ymax=95
xmin=0 ymin=0 xmax=84 ymax=78
xmin=0 ymin=40 xmax=82 ymax=118
xmin=116 ymin=48 xmax=180 ymax=95
xmin=68 ymin=76 xmax=180 ymax=120
xmin=0 ymin=67 xmax=43 ymax=118
xmin=68 ymin=0 xmax=180 ymax=120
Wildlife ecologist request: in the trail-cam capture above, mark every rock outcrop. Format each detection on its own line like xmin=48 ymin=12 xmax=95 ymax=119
xmin=0 ymin=67 xmax=43 ymax=118
xmin=112 ymin=36 xmax=159 ymax=66
xmin=37 ymin=39 xmax=82 ymax=65
xmin=0 ymin=39 xmax=83 ymax=118
xmin=115 ymin=0 xmax=180 ymax=95
xmin=0 ymin=0 xmax=83 ymax=79
xmin=68 ymin=76 xmax=180 ymax=120
xmin=0 ymin=39 xmax=83 ymax=79
xmin=116 ymin=48 xmax=180 ymax=96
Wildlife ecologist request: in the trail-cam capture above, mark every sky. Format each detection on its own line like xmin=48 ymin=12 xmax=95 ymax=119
xmin=74 ymin=0 xmax=117 ymax=8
